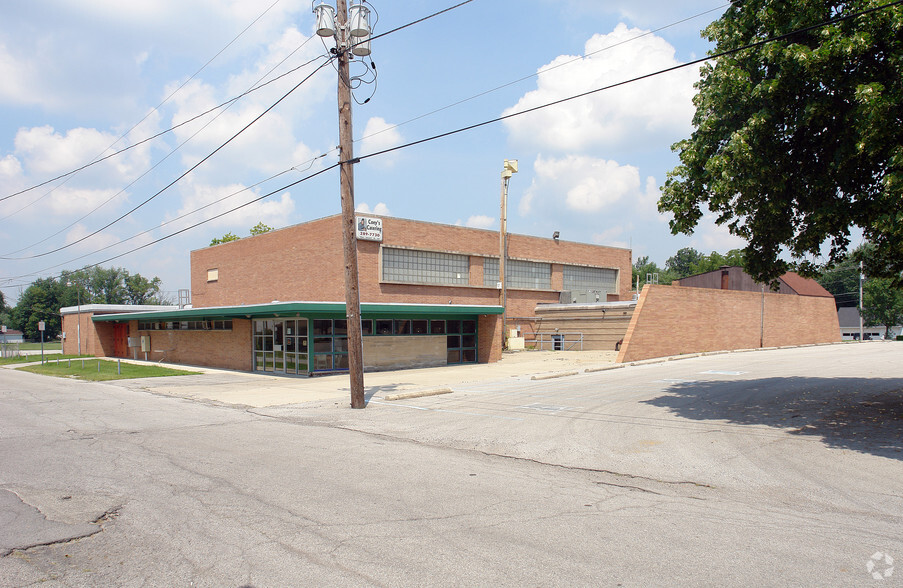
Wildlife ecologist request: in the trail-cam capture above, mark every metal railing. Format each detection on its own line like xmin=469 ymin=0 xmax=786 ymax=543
xmin=528 ymin=332 xmax=584 ymax=351
xmin=0 ymin=343 xmax=21 ymax=358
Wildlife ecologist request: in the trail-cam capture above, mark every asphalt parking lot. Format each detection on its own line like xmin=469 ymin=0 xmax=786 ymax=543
xmin=2 ymin=341 xmax=901 ymax=586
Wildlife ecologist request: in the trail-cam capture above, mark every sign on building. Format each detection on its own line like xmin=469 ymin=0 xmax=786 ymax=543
xmin=355 ymin=216 xmax=383 ymax=242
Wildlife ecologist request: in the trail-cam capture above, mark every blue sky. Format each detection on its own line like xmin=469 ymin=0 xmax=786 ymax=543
xmin=0 ymin=0 xmax=745 ymax=303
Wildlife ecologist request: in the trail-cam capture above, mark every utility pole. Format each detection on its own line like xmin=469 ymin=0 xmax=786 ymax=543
xmin=315 ymin=1 xmax=372 ymax=408
xmin=337 ymin=0 xmax=365 ymax=409
xmin=859 ymin=260 xmax=864 ymax=342
xmin=499 ymin=159 xmax=517 ymax=351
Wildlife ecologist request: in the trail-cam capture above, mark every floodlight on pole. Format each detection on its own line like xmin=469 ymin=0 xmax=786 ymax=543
xmin=499 ymin=159 xmax=518 ymax=351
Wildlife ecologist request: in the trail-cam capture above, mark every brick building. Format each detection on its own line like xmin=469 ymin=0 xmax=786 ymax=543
xmin=65 ymin=214 xmax=632 ymax=374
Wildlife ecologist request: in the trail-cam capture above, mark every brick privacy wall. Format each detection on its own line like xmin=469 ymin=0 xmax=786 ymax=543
xmin=616 ymin=285 xmax=841 ymax=363
xmin=129 ymin=319 xmax=252 ymax=371
xmin=190 ymin=215 xmax=632 ymax=308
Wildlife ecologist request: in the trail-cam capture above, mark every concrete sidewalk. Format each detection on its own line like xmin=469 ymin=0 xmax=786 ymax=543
xmin=119 ymin=350 xmax=620 ymax=408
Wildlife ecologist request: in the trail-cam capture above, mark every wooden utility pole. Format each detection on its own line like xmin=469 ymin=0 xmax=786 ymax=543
xmin=336 ymin=0 xmax=366 ymax=408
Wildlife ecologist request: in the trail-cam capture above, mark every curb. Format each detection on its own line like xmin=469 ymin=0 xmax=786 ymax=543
xmin=383 ymin=388 xmax=453 ymax=401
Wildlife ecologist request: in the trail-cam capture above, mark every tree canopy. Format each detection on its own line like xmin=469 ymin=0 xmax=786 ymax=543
xmin=210 ymin=223 xmax=275 ymax=246
xmin=660 ymin=0 xmax=903 ymax=284
xmin=11 ymin=267 xmax=168 ymax=341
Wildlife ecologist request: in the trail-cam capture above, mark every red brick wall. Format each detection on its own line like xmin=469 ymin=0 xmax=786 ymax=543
xmin=130 ymin=319 xmax=252 ymax=370
xmin=616 ymin=285 xmax=841 ymax=363
xmin=62 ymin=312 xmax=104 ymax=356
xmin=189 ymin=215 xmax=632 ymax=308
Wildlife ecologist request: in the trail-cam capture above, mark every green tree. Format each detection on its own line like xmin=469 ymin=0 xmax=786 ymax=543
xmin=10 ymin=278 xmax=64 ymax=341
xmin=124 ymin=274 xmax=167 ymax=305
xmin=660 ymin=1 xmax=903 ymax=285
xmin=632 ymin=256 xmax=676 ymax=287
xmin=209 ymin=232 xmax=240 ymax=246
xmin=817 ymin=247 xmax=864 ymax=308
xmin=690 ymin=249 xmax=745 ymax=275
xmin=862 ymin=278 xmax=903 ymax=339
xmin=249 ymin=222 xmax=274 ymax=236
xmin=665 ymin=247 xmax=703 ymax=278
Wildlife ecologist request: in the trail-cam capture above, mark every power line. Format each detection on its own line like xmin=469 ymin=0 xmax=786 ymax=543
xmin=0 ymin=163 xmax=340 ymax=288
xmin=355 ymin=3 xmax=730 ymax=146
xmin=7 ymin=153 xmax=334 ymax=283
xmin=352 ymin=0 xmax=903 ymax=165
xmin=0 ymin=52 xmax=327 ymax=259
xmin=1 ymin=0 xmax=286 ymax=203
xmin=0 ymin=0 xmax=486 ymax=284
xmin=7 ymin=0 xmax=899 ymax=291
xmin=6 ymin=57 xmax=337 ymax=261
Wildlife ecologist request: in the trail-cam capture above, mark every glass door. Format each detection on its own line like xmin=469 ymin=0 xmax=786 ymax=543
xmin=253 ymin=320 xmax=274 ymax=372
xmin=255 ymin=319 xmax=309 ymax=375
xmin=283 ymin=319 xmax=309 ymax=375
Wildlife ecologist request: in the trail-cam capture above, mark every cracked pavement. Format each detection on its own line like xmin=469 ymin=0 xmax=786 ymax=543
xmin=0 ymin=343 xmax=901 ymax=586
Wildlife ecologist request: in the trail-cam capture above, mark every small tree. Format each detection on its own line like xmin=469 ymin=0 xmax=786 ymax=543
xmin=862 ymin=278 xmax=903 ymax=339
xmin=209 ymin=232 xmax=240 ymax=246
xmin=249 ymin=222 xmax=274 ymax=236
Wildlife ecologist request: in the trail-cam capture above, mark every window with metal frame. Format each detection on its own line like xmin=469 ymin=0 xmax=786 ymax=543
xmin=382 ymin=247 xmax=469 ymax=285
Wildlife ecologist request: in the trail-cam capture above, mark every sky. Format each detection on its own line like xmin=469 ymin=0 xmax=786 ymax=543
xmin=0 ymin=0 xmax=748 ymax=304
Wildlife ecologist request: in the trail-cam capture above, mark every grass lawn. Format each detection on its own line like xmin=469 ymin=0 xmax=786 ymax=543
xmin=19 ymin=342 xmax=62 ymax=351
xmin=0 ymin=354 xmax=88 ymax=366
xmin=18 ymin=358 xmax=202 ymax=381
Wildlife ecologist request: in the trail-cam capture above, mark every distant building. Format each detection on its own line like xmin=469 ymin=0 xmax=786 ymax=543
xmin=0 ymin=329 xmax=24 ymax=344
xmin=674 ymin=266 xmax=835 ymax=299
xmin=837 ymin=307 xmax=902 ymax=340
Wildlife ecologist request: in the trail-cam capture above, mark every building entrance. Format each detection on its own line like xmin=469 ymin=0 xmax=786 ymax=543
xmin=253 ymin=319 xmax=309 ymax=375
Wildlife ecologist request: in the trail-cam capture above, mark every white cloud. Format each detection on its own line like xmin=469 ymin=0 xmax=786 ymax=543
xmin=356 ymin=202 xmax=390 ymax=216
xmin=13 ymin=124 xmax=153 ymax=183
xmin=464 ymin=215 xmax=494 ymax=229
xmin=692 ymin=214 xmax=748 ymax=253
xmin=359 ymin=117 xmax=403 ymax=167
xmin=0 ymin=155 xmax=22 ymax=179
xmin=46 ymin=187 xmax=123 ymax=217
xmin=523 ymin=154 xmax=645 ymax=215
xmin=65 ymin=223 xmax=124 ymax=252
xmin=592 ymin=225 xmax=631 ymax=249
xmin=503 ymin=23 xmax=699 ymax=152
xmin=174 ymin=180 xmax=295 ymax=231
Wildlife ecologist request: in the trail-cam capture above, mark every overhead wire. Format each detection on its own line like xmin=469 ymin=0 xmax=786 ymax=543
xmin=1 ymin=0 xmax=483 ymax=285
xmin=354 ymin=3 xmax=731 ymax=146
xmin=11 ymin=153 xmax=334 ymax=281
xmin=6 ymin=56 xmax=337 ymax=261
xmin=351 ymin=0 xmax=903 ymax=165
xmin=1 ymin=0 xmax=286 ymax=203
xmin=10 ymin=0 xmax=897 ymax=290
xmin=0 ymin=51 xmax=327 ymax=259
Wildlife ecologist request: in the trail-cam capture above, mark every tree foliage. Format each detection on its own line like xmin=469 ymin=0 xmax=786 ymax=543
xmin=862 ymin=277 xmax=903 ymax=338
xmin=665 ymin=247 xmax=704 ymax=277
xmin=11 ymin=267 xmax=168 ymax=341
xmin=632 ymin=256 xmax=676 ymax=286
xmin=210 ymin=222 xmax=276 ymax=246
xmin=660 ymin=1 xmax=903 ymax=284
xmin=249 ymin=222 xmax=274 ymax=236
xmin=209 ymin=232 xmax=240 ymax=246
xmin=10 ymin=278 xmax=63 ymax=341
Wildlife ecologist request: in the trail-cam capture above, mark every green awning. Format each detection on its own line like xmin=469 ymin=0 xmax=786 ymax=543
xmin=92 ymin=301 xmax=504 ymax=322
